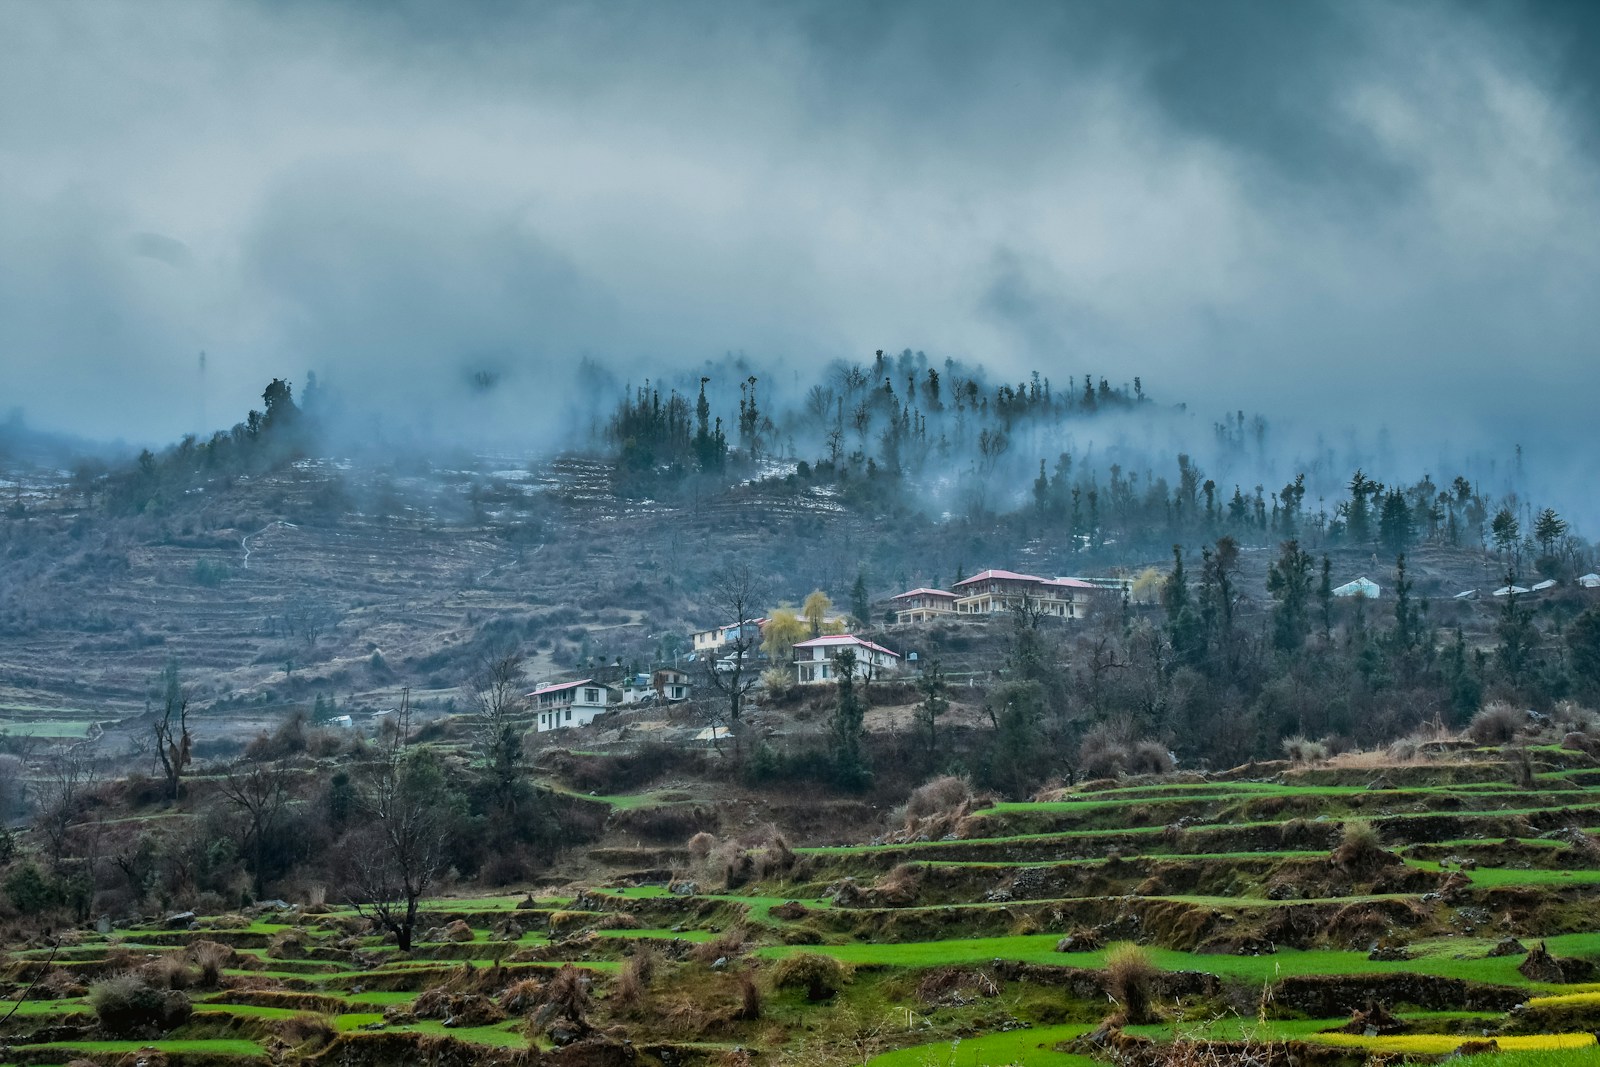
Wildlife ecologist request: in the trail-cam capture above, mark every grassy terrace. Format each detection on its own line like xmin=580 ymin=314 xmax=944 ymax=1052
xmin=3 ymin=755 xmax=1598 ymax=1065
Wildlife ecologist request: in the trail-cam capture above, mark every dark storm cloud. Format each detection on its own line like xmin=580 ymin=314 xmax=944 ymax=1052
xmin=1 ymin=0 xmax=1597 ymax=515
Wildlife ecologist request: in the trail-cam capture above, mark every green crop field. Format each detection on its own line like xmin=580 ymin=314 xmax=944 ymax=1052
xmin=4 ymin=748 xmax=1599 ymax=1066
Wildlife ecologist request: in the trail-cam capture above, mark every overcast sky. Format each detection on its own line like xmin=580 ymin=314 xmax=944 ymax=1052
xmin=2 ymin=0 xmax=1598 ymax=473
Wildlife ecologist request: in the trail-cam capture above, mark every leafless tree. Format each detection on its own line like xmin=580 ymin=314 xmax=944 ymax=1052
xmin=152 ymin=663 xmax=192 ymax=804
xmin=33 ymin=741 xmax=100 ymax=866
xmin=464 ymin=647 xmax=530 ymax=818
xmin=348 ymin=692 xmax=451 ymax=951
xmin=464 ymin=647 xmax=527 ymax=763
xmin=702 ymin=563 xmax=768 ymax=729
xmin=219 ymin=756 xmax=292 ymax=899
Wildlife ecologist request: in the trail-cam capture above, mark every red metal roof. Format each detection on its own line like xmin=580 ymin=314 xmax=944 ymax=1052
xmin=528 ymin=678 xmax=594 ymax=698
xmin=793 ymin=634 xmax=900 ymax=658
xmin=953 ymin=568 xmax=1045 ymax=587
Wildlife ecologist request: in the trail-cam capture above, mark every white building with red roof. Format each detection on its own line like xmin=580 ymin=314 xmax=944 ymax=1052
xmin=889 ymin=587 xmax=958 ymax=623
xmin=529 ymin=678 xmax=618 ymax=732
xmin=792 ymin=634 xmax=901 ymax=684
xmin=951 ymin=569 xmax=1096 ymax=619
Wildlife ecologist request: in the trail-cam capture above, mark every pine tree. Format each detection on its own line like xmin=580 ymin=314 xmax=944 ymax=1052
xmin=1266 ymin=539 xmax=1313 ymax=652
xmin=829 ymin=649 xmax=869 ymax=788
xmin=851 ymin=570 xmax=870 ymax=627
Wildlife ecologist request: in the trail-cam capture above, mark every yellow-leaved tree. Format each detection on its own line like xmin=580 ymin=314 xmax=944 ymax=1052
xmin=802 ymin=590 xmax=834 ymax=637
xmin=762 ymin=607 xmax=809 ymax=666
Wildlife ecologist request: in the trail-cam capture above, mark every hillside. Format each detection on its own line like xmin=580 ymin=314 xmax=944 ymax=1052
xmin=3 ymin=738 xmax=1600 ymax=1065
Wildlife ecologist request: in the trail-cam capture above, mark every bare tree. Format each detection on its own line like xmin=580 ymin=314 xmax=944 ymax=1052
xmin=33 ymin=741 xmax=100 ymax=866
xmin=464 ymin=647 xmax=529 ymax=819
xmin=349 ymin=694 xmax=453 ymax=952
xmin=152 ymin=662 xmax=192 ymax=804
xmin=219 ymin=756 xmax=292 ymax=899
xmin=702 ymin=563 xmax=767 ymax=729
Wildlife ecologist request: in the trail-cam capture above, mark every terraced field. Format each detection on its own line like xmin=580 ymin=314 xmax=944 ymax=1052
xmin=5 ymin=750 xmax=1600 ymax=1065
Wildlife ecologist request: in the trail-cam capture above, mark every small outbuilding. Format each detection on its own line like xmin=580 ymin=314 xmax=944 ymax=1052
xmin=1333 ymin=577 xmax=1380 ymax=599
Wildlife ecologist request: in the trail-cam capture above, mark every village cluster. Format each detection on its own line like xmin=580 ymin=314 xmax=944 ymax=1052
xmin=526 ymin=567 xmax=1131 ymax=732
xmin=524 ymin=567 xmax=1600 ymax=734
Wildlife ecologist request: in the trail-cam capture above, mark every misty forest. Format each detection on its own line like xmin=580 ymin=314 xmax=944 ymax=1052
xmin=4 ymin=3 xmax=1600 ymax=1067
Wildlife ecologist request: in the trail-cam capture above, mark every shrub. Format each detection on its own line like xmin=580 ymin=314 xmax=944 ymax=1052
xmin=1078 ymin=726 xmax=1130 ymax=780
xmin=770 ymin=953 xmax=850 ymax=1001
xmin=1104 ymin=942 xmax=1159 ymax=1024
xmin=1469 ymin=701 xmax=1525 ymax=745
xmin=1561 ymin=731 xmax=1599 ymax=757
xmin=274 ymin=1012 xmax=335 ymax=1050
xmin=736 ymin=970 xmax=762 ymax=1020
xmin=139 ymin=953 xmax=196 ymax=990
xmin=1128 ymin=741 xmax=1175 ymax=775
xmin=904 ymin=775 xmax=972 ymax=823
xmin=687 ymin=831 xmax=717 ymax=863
xmin=612 ymin=953 xmax=650 ymax=1012
xmin=1282 ymin=736 xmax=1329 ymax=763
xmin=190 ymin=940 xmax=235 ymax=987
xmin=1333 ymin=819 xmax=1386 ymax=868
xmin=89 ymin=972 xmax=192 ymax=1036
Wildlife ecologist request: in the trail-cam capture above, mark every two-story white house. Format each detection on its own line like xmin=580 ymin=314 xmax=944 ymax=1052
xmin=889 ymin=587 xmax=958 ymax=623
xmin=651 ymin=667 xmax=692 ymax=702
xmin=530 ymin=678 xmax=617 ymax=732
xmin=692 ymin=618 xmax=767 ymax=656
xmin=793 ymin=634 xmax=901 ymax=684
xmin=952 ymin=569 xmax=1095 ymax=620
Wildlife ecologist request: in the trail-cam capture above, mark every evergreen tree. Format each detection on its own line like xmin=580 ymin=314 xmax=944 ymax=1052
xmin=1345 ymin=470 xmax=1377 ymax=544
xmin=829 ymin=649 xmax=869 ymax=788
xmin=1164 ymin=546 xmax=1202 ymax=663
xmin=1318 ymin=556 xmax=1334 ymax=641
xmin=914 ymin=660 xmax=950 ymax=755
xmin=1378 ymin=490 xmax=1415 ymax=558
xmin=1388 ymin=554 xmax=1420 ymax=663
xmin=1443 ymin=628 xmax=1482 ymax=723
xmin=1534 ymin=507 xmax=1568 ymax=556
xmin=1567 ymin=607 xmax=1600 ymax=697
xmin=1266 ymin=539 xmax=1313 ymax=652
xmin=1495 ymin=573 xmax=1537 ymax=683
xmin=851 ymin=570 xmax=870 ymax=627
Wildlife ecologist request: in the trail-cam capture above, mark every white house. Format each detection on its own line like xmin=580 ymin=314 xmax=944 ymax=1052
xmin=692 ymin=618 xmax=767 ymax=656
xmin=621 ymin=673 xmax=653 ymax=704
xmin=793 ymin=634 xmax=901 ymax=684
xmin=889 ymin=587 xmax=958 ymax=623
xmin=651 ymin=667 xmax=691 ymax=703
xmin=952 ymin=569 xmax=1097 ymax=619
xmin=1531 ymin=579 xmax=1559 ymax=593
xmin=1580 ymin=573 xmax=1600 ymax=589
xmin=530 ymin=678 xmax=617 ymax=732
xmin=1333 ymin=577 xmax=1380 ymax=599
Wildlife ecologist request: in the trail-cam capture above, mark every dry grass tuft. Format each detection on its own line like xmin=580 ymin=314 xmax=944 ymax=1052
xmin=1281 ymin=736 xmax=1329 ymax=763
xmin=1104 ymin=942 xmax=1160 ymax=1025
xmin=188 ymin=940 xmax=235 ymax=988
xmin=1469 ymin=701 xmax=1526 ymax=744
xmin=770 ymin=952 xmax=850 ymax=1001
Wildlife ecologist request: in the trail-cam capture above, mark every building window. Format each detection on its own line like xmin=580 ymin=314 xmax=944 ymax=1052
xmin=585 ymin=688 xmax=599 ymax=702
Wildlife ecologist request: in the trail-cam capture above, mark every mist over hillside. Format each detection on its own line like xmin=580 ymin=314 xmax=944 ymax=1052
xmin=4 ymin=0 xmax=1600 ymax=524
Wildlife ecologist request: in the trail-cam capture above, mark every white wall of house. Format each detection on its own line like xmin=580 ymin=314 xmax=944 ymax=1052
xmin=532 ymin=681 xmax=614 ymax=732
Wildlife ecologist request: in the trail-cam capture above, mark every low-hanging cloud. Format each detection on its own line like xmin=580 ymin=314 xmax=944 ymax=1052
xmin=1 ymin=0 xmax=1597 ymax=510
